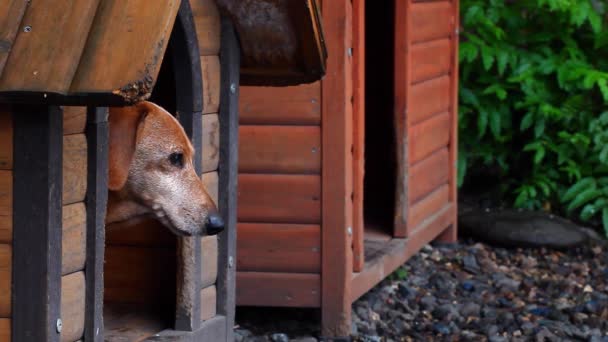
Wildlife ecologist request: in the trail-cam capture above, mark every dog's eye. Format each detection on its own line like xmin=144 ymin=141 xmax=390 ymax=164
xmin=169 ymin=152 xmax=184 ymax=168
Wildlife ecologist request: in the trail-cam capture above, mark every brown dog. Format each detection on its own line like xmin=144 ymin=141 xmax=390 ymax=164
xmin=105 ymin=101 xmax=223 ymax=236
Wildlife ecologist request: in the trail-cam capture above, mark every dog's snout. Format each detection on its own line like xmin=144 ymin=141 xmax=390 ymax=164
xmin=205 ymin=213 xmax=224 ymax=235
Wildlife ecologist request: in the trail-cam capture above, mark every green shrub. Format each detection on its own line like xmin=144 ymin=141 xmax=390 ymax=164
xmin=459 ymin=0 xmax=608 ymax=235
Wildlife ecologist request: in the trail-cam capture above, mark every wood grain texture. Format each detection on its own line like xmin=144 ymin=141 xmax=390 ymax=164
xmin=0 ymin=0 xmax=100 ymax=93
xmin=189 ymin=0 xmax=221 ymax=56
xmin=0 ymin=108 xmax=12 ymax=170
xmin=201 ymin=235 xmax=218 ymax=288
xmin=0 ymin=0 xmax=28 ymax=76
xmin=411 ymin=38 xmax=451 ymax=84
xmin=239 ymin=83 xmax=321 ymax=125
xmin=201 ymin=171 xmax=219 ymax=205
xmin=70 ymin=0 xmax=180 ymax=99
xmin=202 ymin=56 xmax=220 ymax=114
xmin=202 ymin=113 xmax=220 ymax=173
xmin=63 ymin=107 xmax=87 ymax=135
xmin=200 ymin=286 xmax=216 ymax=321
xmin=409 ymin=148 xmax=450 ymax=203
xmin=63 ymin=134 xmax=87 ymax=205
xmin=239 ymin=125 xmax=321 ymax=174
xmin=237 ymin=223 xmax=320 ymax=273
xmin=408 ymin=184 xmax=449 ymax=231
xmin=236 ymin=272 xmax=320 ymax=307
xmin=0 ymin=171 xmax=11 ymax=244
xmin=62 ymin=203 xmax=86 ymax=275
xmin=238 ymin=174 xmax=321 ymax=224
xmin=0 ymin=318 xmax=9 ymax=342
xmin=60 ymin=272 xmax=85 ymax=342
xmin=0 ymin=244 xmax=10 ymax=318
xmin=409 ymin=111 xmax=450 ymax=163
xmin=411 ymin=1 xmax=453 ymax=43
xmin=409 ymin=75 xmax=451 ymax=125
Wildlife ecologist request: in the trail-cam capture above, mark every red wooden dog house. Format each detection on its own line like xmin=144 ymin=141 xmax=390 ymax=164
xmin=237 ymin=0 xmax=460 ymax=336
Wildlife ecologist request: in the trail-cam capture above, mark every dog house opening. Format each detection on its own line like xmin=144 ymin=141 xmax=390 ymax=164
xmin=362 ymin=0 xmax=396 ymax=242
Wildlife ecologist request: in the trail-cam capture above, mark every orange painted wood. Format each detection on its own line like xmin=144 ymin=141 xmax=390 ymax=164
xmin=411 ymin=1 xmax=453 ymax=43
xmin=202 ymin=56 xmax=220 ymax=114
xmin=409 ymin=148 xmax=450 ymax=203
xmin=411 ymin=38 xmax=451 ymax=84
xmin=236 ymin=272 xmax=320 ymax=308
xmin=321 ymin=0 xmax=354 ymax=336
xmin=63 ymin=134 xmax=87 ymax=205
xmin=62 ymin=203 xmax=86 ymax=275
xmin=0 ymin=171 xmax=11 ymax=244
xmin=106 ymin=218 xmax=174 ymax=247
xmin=0 ymin=318 xmax=9 ymax=342
xmin=408 ymin=184 xmax=449 ymax=231
xmin=239 ymin=83 xmax=321 ymax=126
xmin=237 ymin=223 xmax=320 ymax=273
xmin=0 ymin=0 xmax=28 ymax=76
xmin=238 ymin=174 xmax=321 ymax=224
xmin=0 ymin=244 xmax=10 ymax=318
xmin=201 ymin=113 xmax=219 ymax=173
xmin=409 ymin=75 xmax=451 ymax=125
xmin=200 ymin=285 xmax=217 ymax=321
xmin=189 ymin=0 xmax=221 ymax=56
xmin=200 ymin=235 xmax=218 ymax=288
xmin=351 ymin=0 xmax=365 ymax=273
xmin=0 ymin=108 xmax=12 ymax=170
xmin=409 ymin=111 xmax=450 ymax=163
xmin=63 ymin=106 xmax=87 ymax=135
xmin=60 ymin=271 xmax=85 ymax=342
xmin=239 ymin=125 xmax=321 ymax=174
xmin=0 ymin=0 xmax=100 ymax=93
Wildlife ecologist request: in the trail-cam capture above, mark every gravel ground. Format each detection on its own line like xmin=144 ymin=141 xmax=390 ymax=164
xmin=235 ymin=239 xmax=608 ymax=341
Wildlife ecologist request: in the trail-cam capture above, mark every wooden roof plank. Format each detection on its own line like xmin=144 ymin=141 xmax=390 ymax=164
xmin=70 ymin=0 xmax=180 ymax=103
xmin=0 ymin=1 xmax=29 ymax=77
xmin=0 ymin=0 xmax=101 ymax=93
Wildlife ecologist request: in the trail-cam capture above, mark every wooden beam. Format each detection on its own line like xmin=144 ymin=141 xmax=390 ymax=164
xmin=237 ymin=272 xmax=320 ymax=308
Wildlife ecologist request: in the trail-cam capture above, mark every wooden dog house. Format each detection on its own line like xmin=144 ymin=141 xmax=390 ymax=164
xmin=237 ymin=0 xmax=460 ymax=336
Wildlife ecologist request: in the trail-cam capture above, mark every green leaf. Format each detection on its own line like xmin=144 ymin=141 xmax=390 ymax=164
xmin=520 ymin=112 xmax=534 ymax=131
xmin=603 ymin=207 xmax=608 ymax=238
xmin=568 ymin=188 xmax=603 ymax=213
xmin=497 ymin=50 xmax=509 ymax=76
xmin=457 ymin=151 xmax=467 ymax=188
xmin=478 ymin=110 xmax=488 ymax=137
xmin=534 ymin=118 xmax=545 ymax=138
xmin=588 ymin=10 xmax=602 ymax=34
xmin=580 ymin=203 xmax=597 ymax=221
xmin=490 ymin=110 xmax=501 ymax=138
xmin=481 ymin=45 xmax=495 ymax=71
xmin=562 ymin=177 xmax=596 ymax=203
xmin=534 ymin=146 xmax=546 ymax=164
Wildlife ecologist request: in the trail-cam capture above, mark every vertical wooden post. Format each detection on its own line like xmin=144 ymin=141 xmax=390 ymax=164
xmin=217 ymin=17 xmax=239 ymax=342
xmin=321 ymin=0 xmax=354 ymax=337
xmin=84 ymin=106 xmax=109 ymax=342
xmin=12 ymin=105 xmax=63 ymax=342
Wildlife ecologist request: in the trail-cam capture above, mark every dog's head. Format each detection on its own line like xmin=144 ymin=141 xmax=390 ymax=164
xmin=107 ymin=101 xmax=223 ymax=236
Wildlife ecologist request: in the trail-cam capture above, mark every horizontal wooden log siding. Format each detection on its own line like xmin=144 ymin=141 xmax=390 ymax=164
xmin=0 ymin=108 xmax=11 ymax=342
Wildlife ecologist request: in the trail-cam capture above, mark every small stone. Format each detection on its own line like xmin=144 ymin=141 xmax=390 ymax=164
xmin=433 ymin=322 xmax=451 ymax=335
xmin=584 ymin=285 xmax=594 ymax=293
xmin=461 ymin=302 xmax=481 ymax=317
xmin=485 ymin=325 xmax=499 ymax=336
xmin=291 ymin=338 xmax=317 ymax=342
xmin=461 ymin=280 xmax=476 ymax=292
xmin=489 ymin=336 xmax=508 ymax=342
xmin=420 ymin=296 xmax=437 ymax=311
xmin=270 ymin=333 xmax=289 ymax=342
xmin=463 ymin=255 xmax=480 ymax=273
xmin=521 ymin=322 xmax=535 ymax=335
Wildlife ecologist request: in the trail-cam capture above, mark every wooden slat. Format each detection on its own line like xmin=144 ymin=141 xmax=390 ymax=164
xmin=0 ymin=0 xmax=100 ymax=93
xmin=0 ymin=1 xmax=28 ymax=76
xmin=411 ymin=1 xmax=453 ymax=43
xmin=63 ymin=134 xmax=87 ymax=205
xmin=106 ymin=219 xmax=174 ymax=247
xmin=238 ymin=174 xmax=321 ymax=224
xmin=0 ymin=318 xmax=9 ymax=342
xmin=236 ymin=272 xmax=320 ymax=307
xmin=60 ymin=272 xmax=85 ymax=342
xmin=408 ymin=75 xmax=451 ymax=125
xmin=70 ymin=0 xmax=180 ymax=97
xmin=409 ymin=112 xmax=450 ymax=163
xmin=0 ymin=108 xmax=12 ymax=170
xmin=63 ymin=107 xmax=87 ymax=135
xmin=408 ymin=184 xmax=449 ymax=230
xmin=409 ymin=148 xmax=450 ymax=203
xmin=239 ymin=125 xmax=321 ymax=174
xmin=237 ymin=223 xmax=320 ymax=273
xmin=411 ymin=38 xmax=451 ymax=84
xmin=0 ymin=244 xmax=10 ymax=318
xmin=239 ymin=83 xmax=321 ymax=125
xmin=0 ymin=171 xmax=11 ymax=243
xmin=202 ymin=56 xmax=220 ymax=114
xmin=200 ymin=286 xmax=216 ymax=321
xmin=62 ymin=203 xmax=86 ymax=275
xmin=201 ymin=235 xmax=218 ymax=288
xmin=201 ymin=171 xmax=219 ymax=205
xmin=189 ymin=0 xmax=221 ymax=56
xmin=202 ymin=114 xmax=219 ymax=173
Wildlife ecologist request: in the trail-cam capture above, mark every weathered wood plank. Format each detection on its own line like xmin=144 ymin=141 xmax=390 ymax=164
xmin=0 ymin=108 xmax=12 ymax=170
xmin=70 ymin=0 xmax=180 ymax=100
xmin=0 ymin=171 xmax=11 ymax=244
xmin=63 ymin=134 xmax=87 ymax=205
xmin=411 ymin=38 xmax=451 ymax=84
xmin=409 ymin=148 xmax=450 ymax=203
xmin=411 ymin=1 xmax=453 ymax=43
xmin=202 ymin=113 xmax=219 ymax=173
xmin=60 ymin=272 xmax=85 ymax=342
xmin=201 ymin=235 xmax=218 ymax=288
xmin=63 ymin=107 xmax=87 ymax=135
xmin=409 ymin=111 xmax=450 ymax=163
xmin=62 ymin=203 xmax=86 ymax=275
xmin=202 ymin=56 xmax=220 ymax=114
xmin=189 ymin=0 xmax=221 ymax=56
xmin=0 ymin=0 xmax=100 ymax=93
xmin=237 ymin=223 xmax=320 ymax=273
xmin=238 ymin=174 xmax=321 ymax=224
xmin=0 ymin=244 xmax=10 ymax=318
xmin=408 ymin=75 xmax=451 ymax=125
xmin=236 ymin=272 xmax=321 ymax=307
xmin=0 ymin=318 xmax=9 ymax=342
xmin=408 ymin=184 xmax=449 ymax=231
xmin=239 ymin=83 xmax=321 ymax=125
xmin=239 ymin=125 xmax=321 ymax=174
xmin=200 ymin=286 xmax=217 ymax=321
xmin=0 ymin=1 xmax=28 ymax=76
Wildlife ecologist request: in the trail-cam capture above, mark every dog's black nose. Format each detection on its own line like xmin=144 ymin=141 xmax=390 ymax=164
xmin=206 ymin=213 xmax=224 ymax=235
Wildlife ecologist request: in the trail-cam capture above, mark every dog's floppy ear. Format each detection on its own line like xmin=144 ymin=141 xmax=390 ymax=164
xmin=108 ymin=103 xmax=149 ymax=191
